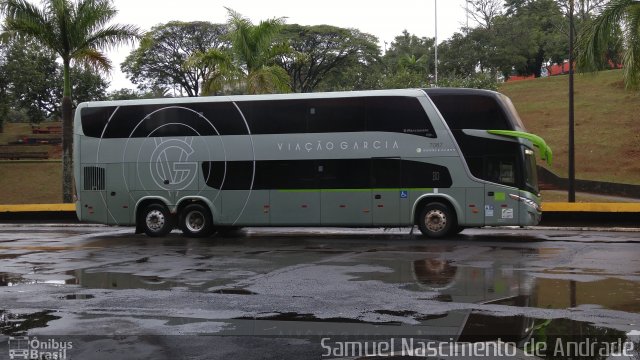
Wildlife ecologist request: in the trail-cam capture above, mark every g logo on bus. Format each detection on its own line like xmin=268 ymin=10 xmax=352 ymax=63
xmin=149 ymin=137 xmax=198 ymax=191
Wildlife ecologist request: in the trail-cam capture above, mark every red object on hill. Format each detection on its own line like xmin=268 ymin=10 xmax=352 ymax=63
xmin=506 ymin=61 xmax=622 ymax=82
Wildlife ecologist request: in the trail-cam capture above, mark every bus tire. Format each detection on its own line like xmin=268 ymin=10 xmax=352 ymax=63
xmin=179 ymin=203 xmax=213 ymax=238
xmin=141 ymin=203 xmax=173 ymax=237
xmin=417 ymin=202 xmax=455 ymax=238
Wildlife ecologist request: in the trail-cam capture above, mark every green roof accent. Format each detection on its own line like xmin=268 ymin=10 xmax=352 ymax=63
xmin=487 ymin=130 xmax=553 ymax=166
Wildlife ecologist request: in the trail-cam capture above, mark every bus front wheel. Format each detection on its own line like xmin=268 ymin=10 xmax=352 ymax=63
xmin=179 ymin=203 xmax=213 ymax=238
xmin=417 ymin=202 xmax=455 ymax=238
xmin=141 ymin=204 xmax=173 ymax=237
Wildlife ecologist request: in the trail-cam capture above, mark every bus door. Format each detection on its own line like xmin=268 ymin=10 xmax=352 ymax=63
xmin=105 ymin=163 xmax=131 ymax=225
xmin=320 ymin=159 xmax=372 ymax=226
xmin=483 ymin=156 xmax=519 ymax=225
xmin=371 ymin=158 xmax=402 ymax=225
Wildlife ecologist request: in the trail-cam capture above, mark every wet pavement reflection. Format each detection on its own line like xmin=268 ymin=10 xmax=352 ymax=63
xmin=0 ymin=225 xmax=639 ymax=358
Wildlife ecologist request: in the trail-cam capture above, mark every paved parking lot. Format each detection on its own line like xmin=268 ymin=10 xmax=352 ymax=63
xmin=1 ymin=225 xmax=639 ymax=359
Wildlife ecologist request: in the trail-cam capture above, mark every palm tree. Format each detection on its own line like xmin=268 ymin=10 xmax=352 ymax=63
xmin=225 ymin=8 xmax=291 ymax=94
xmin=0 ymin=0 xmax=140 ymax=202
xmin=576 ymin=0 xmax=640 ymax=89
xmin=185 ymin=47 xmax=239 ymax=95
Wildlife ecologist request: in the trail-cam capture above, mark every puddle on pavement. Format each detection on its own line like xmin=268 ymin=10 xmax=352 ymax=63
xmin=240 ymin=312 xmax=393 ymax=325
xmin=66 ymin=270 xmax=231 ymax=291
xmin=60 ymin=294 xmax=95 ymax=300
xmin=0 ymin=310 xmax=61 ymax=335
xmin=0 ymin=272 xmax=76 ymax=287
xmin=410 ymin=258 xmax=640 ymax=313
xmin=457 ymin=312 xmax=636 ymax=360
xmin=212 ymin=288 xmax=257 ymax=295
xmin=231 ymin=310 xmax=636 ymax=359
xmin=2 ymin=255 xmax=639 ymax=315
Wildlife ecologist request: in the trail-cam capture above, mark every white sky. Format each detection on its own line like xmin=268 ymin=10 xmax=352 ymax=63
xmin=106 ymin=0 xmax=470 ymax=90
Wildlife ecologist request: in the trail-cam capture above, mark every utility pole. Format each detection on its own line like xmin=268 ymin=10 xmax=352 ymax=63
xmin=434 ymin=0 xmax=438 ymax=86
xmin=466 ymin=0 xmax=469 ymax=29
xmin=568 ymin=0 xmax=576 ymax=202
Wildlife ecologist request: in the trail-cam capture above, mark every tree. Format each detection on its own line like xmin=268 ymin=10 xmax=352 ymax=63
xmin=4 ymin=37 xmax=60 ymax=122
xmin=377 ymin=30 xmax=436 ymax=89
xmin=107 ymin=87 xmax=169 ymax=101
xmin=122 ymin=21 xmax=228 ymax=97
xmin=493 ymin=0 xmax=567 ymax=78
xmin=556 ymin=0 xmax=609 ymax=22
xmin=277 ymin=24 xmax=380 ymax=92
xmin=1 ymin=0 xmax=140 ymax=202
xmin=68 ymin=66 xmax=108 ymax=105
xmin=225 ymin=8 xmax=291 ymax=94
xmin=466 ymin=0 xmax=503 ymax=29
xmin=577 ymin=0 xmax=640 ymax=89
xmin=384 ymin=30 xmax=435 ymax=75
xmin=439 ymin=31 xmax=488 ymax=77
xmin=0 ymin=40 xmax=8 ymax=133
xmin=2 ymin=37 xmax=107 ymax=123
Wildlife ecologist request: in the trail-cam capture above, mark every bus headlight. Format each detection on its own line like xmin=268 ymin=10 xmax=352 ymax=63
xmin=509 ymin=193 xmax=541 ymax=212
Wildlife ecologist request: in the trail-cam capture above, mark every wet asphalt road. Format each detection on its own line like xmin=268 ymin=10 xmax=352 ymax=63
xmin=1 ymin=225 xmax=639 ymax=359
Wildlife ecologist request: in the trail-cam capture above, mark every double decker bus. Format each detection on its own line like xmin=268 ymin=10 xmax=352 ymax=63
xmin=74 ymin=88 xmax=551 ymax=238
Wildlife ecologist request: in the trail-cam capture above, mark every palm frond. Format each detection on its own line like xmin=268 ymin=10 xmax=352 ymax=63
xmin=225 ymin=7 xmax=286 ymax=71
xmin=0 ymin=0 xmax=59 ymax=51
xmin=2 ymin=0 xmax=138 ymax=97
xmin=576 ymin=0 xmax=636 ymax=72
xmin=72 ymin=47 xmax=111 ymax=73
xmin=246 ymin=65 xmax=291 ymax=94
xmin=623 ymin=3 xmax=640 ymax=88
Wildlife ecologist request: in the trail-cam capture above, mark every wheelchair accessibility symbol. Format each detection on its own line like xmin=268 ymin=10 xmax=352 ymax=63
xmin=400 ymin=190 xmax=408 ymax=199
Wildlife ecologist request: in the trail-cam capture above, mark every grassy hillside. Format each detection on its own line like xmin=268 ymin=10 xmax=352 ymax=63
xmin=0 ymin=161 xmax=61 ymax=204
xmin=500 ymin=69 xmax=640 ymax=185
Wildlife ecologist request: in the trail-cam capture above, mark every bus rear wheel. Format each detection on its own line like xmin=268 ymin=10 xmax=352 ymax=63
xmin=141 ymin=203 xmax=173 ymax=237
xmin=417 ymin=202 xmax=456 ymax=238
xmin=179 ymin=203 xmax=213 ymax=238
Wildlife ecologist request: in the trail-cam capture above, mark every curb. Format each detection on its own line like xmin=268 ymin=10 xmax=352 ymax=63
xmin=0 ymin=203 xmax=75 ymax=212
xmin=543 ymin=202 xmax=640 ymax=212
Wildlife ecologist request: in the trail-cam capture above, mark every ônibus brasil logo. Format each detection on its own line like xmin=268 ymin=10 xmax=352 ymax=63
xmin=8 ymin=336 xmax=72 ymax=360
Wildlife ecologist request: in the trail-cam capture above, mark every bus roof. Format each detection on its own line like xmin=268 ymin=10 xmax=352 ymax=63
xmin=77 ymin=88 xmax=428 ymax=108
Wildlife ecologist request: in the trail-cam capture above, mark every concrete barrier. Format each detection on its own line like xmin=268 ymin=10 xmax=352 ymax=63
xmin=0 ymin=203 xmax=75 ymax=212
xmin=0 ymin=203 xmax=76 ymax=222
xmin=543 ymin=202 xmax=640 ymax=212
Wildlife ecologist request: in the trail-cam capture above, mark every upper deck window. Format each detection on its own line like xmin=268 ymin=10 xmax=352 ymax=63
xmin=81 ymin=95 xmax=436 ymax=138
xmin=428 ymin=94 xmax=513 ymax=130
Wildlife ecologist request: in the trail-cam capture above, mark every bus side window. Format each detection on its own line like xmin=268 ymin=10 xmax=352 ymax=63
xmin=371 ymin=158 xmax=401 ymax=188
xmin=483 ymin=156 xmax=516 ymax=187
xmin=367 ymin=97 xmax=436 ymax=138
xmin=239 ymin=100 xmax=308 ymax=134
xmin=319 ymin=159 xmax=370 ymax=189
xmin=307 ymin=98 xmax=366 ymax=133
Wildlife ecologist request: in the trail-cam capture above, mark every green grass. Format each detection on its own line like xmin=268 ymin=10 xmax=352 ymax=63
xmin=0 ymin=161 xmax=62 ymax=204
xmin=500 ymin=69 xmax=640 ymax=185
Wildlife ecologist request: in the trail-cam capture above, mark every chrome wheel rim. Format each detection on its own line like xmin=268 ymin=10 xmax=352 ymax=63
xmin=425 ymin=209 xmax=447 ymax=233
xmin=185 ymin=210 xmax=205 ymax=232
xmin=146 ymin=209 xmax=166 ymax=232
